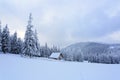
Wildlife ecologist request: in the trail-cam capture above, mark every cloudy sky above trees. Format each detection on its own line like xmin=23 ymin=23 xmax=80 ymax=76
xmin=0 ymin=0 xmax=120 ymax=47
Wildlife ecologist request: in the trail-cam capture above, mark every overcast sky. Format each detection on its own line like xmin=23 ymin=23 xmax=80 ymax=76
xmin=0 ymin=0 xmax=120 ymax=48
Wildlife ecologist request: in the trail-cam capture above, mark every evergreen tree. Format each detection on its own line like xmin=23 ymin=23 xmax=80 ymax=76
xmin=45 ymin=43 xmax=51 ymax=57
xmin=11 ymin=32 xmax=18 ymax=54
xmin=34 ymin=30 xmax=41 ymax=56
xmin=17 ymin=38 xmax=23 ymax=54
xmin=2 ymin=25 xmax=11 ymax=53
xmin=0 ymin=21 xmax=2 ymax=52
xmin=22 ymin=13 xmax=39 ymax=57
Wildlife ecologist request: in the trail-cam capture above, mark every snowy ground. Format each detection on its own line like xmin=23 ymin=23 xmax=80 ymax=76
xmin=0 ymin=53 xmax=120 ymax=80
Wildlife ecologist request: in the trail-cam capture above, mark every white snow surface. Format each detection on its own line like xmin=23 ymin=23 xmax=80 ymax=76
xmin=50 ymin=52 xmax=61 ymax=58
xmin=0 ymin=53 xmax=120 ymax=80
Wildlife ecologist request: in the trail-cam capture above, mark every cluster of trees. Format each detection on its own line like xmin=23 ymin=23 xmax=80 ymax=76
xmin=88 ymin=54 xmax=120 ymax=64
xmin=61 ymin=47 xmax=83 ymax=62
xmin=0 ymin=13 xmax=60 ymax=57
xmin=61 ymin=42 xmax=120 ymax=64
xmin=40 ymin=44 xmax=60 ymax=57
xmin=62 ymin=47 xmax=120 ymax=64
xmin=0 ymin=22 xmax=23 ymax=54
xmin=87 ymin=48 xmax=120 ymax=64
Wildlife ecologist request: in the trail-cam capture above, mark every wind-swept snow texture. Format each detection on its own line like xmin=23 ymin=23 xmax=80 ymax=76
xmin=0 ymin=53 xmax=120 ymax=80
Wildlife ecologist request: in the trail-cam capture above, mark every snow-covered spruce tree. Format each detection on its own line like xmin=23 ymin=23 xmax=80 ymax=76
xmin=1 ymin=24 xmax=11 ymax=53
xmin=33 ymin=30 xmax=41 ymax=56
xmin=0 ymin=21 xmax=2 ymax=52
xmin=11 ymin=32 xmax=18 ymax=54
xmin=22 ymin=13 xmax=40 ymax=57
xmin=45 ymin=43 xmax=51 ymax=57
xmin=17 ymin=38 xmax=23 ymax=54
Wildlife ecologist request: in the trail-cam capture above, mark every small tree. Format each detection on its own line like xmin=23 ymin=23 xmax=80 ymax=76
xmin=34 ymin=30 xmax=41 ymax=56
xmin=11 ymin=32 xmax=18 ymax=54
xmin=17 ymin=38 xmax=23 ymax=54
xmin=0 ymin=21 xmax=2 ymax=52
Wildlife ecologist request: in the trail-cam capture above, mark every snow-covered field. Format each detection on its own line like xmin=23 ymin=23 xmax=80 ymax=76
xmin=0 ymin=53 xmax=120 ymax=80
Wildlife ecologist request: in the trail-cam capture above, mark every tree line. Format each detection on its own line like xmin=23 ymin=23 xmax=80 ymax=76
xmin=61 ymin=42 xmax=120 ymax=64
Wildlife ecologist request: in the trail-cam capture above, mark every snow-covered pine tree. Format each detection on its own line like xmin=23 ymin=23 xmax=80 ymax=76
xmin=11 ymin=32 xmax=18 ymax=54
xmin=0 ymin=21 xmax=2 ymax=52
xmin=16 ymin=38 xmax=23 ymax=54
xmin=34 ymin=30 xmax=41 ymax=56
xmin=45 ymin=43 xmax=51 ymax=57
xmin=22 ymin=13 xmax=39 ymax=57
xmin=1 ymin=24 xmax=11 ymax=53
